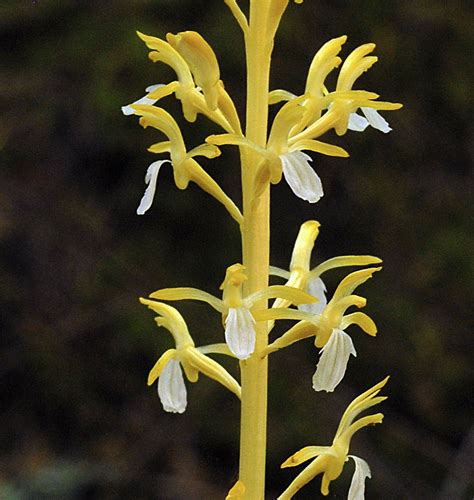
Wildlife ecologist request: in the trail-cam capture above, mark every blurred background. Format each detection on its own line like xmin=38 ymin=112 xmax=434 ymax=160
xmin=1 ymin=1 xmax=473 ymax=498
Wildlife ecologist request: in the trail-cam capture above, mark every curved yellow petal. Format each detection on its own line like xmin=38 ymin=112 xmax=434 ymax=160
xmin=325 ymin=295 xmax=367 ymax=325
xmin=146 ymin=81 xmax=180 ymax=100
xmin=147 ymin=141 xmax=171 ymax=154
xmin=133 ymin=105 xmax=187 ymax=164
xmin=150 ymin=287 xmax=224 ymax=312
xmin=140 ymin=298 xmax=194 ymax=347
xmin=246 ymin=285 xmax=317 ymax=308
xmin=136 ymin=31 xmax=194 ymax=87
xmin=337 ymin=43 xmax=377 ymax=91
xmin=291 ymin=139 xmax=349 ymax=158
xmin=269 ymin=265 xmax=291 ymax=279
xmin=268 ymin=97 xmax=306 ymax=154
xmin=341 ymin=312 xmax=377 ymax=336
xmin=187 ymin=143 xmax=221 ymax=160
xmin=269 ymin=89 xmax=297 ymax=105
xmin=290 ymin=220 xmax=320 ymax=272
xmin=330 ymin=267 xmax=382 ymax=304
xmin=167 ymin=31 xmax=220 ymax=110
xmin=147 ymin=348 xmax=176 ymax=385
xmin=311 ymin=255 xmax=382 ymax=278
xmin=305 ymin=36 xmax=347 ymax=98
xmin=336 ymin=377 xmax=389 ymax=437
xmin=281 ymin=446 xmax=330 ymax=468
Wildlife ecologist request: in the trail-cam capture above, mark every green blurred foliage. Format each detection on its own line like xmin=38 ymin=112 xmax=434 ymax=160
xmin=1 ymin=1 xmax=472 ymax=498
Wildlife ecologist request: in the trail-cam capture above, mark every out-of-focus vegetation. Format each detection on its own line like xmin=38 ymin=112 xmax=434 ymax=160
xmin=1 ymin=1 xmax=472 ymax=498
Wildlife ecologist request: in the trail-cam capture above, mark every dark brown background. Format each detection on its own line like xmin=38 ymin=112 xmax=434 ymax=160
xmin=1 ymin=1 xmax=472 ymax=498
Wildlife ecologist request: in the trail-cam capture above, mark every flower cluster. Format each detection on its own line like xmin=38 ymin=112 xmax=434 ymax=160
xmin=123 ymin=3 xmax=400 ymax=496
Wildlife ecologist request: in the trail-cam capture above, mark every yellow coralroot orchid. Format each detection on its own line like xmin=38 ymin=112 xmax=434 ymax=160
xmin=166 ymin=31 xmax=220 ymax=111
xmin=286 ymin=39 xmax=402 ymax=143
xmin=278 ymin=377 xmax=389 ymax=499
xmin=150 ymin=263 xmax=316 ymax=360
xmin=122 ymin=31 xmax=240 ymax=133
xmin=270 ymin=220 xmax=382 ymax=315
xmin=263 ymin=246 xmax=381 ymax=393
xmin=128 ymin=104 xmax=242 ymax=224
xmin=140 ymin=298 xmax=241 ymax=413
xmin=265 ymin=265 xmax=381 ymax=392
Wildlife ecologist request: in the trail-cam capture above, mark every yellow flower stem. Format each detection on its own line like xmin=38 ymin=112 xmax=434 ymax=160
xmin=239 ymin=2 xmax=273 ymax=497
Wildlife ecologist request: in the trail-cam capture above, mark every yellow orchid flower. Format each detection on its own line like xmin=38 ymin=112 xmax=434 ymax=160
xmin=278 ymin=377 xmax=389 ymax=499
xmin=149 ymin=263 xmax=316 ymax=360
xmin=122 ymin=31 xmax=240 ymax=133
xmin=129 ymin=104 xmax=242 ymax=224
xmin=288 ymin=40 xmax=402 ymax=143
xmin=263 ymin=265 xmax=381 ymax=392
xmin=270 ymin=220 xmax=382 ymax=313
xmin=140 ymin=298 xmax=241 ymax=413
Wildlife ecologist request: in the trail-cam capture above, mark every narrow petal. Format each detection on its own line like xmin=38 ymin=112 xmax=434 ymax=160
xmin=341 ymin=312 xmax=377 ymax=336
xmin=361 ymin=107 xmax=392 ymax=133
xmin=347 ymin=112 xmax=369 ymax=132
xmin=330 ymin=267 xmax=381 ymax=304
xmin=336 ymin=377 xmax=389 ymax=436
xmin=137 ymin=160 xmax=170 ymax=215
xmin=246 ymin=285 xmax=317 ymax=308
xmin=280 ymin=151 xmax=323 ymax=203
xmin=281 ymin=446 xmax=331 ymax=468
xmin=157 ymin=358 xmax=187 ymax=413
xmin=312 ymin=329 xmax=356 ymax=392
xmin=348 ymin=456 xmax=371 ymax=500
xmin=225 ymin=307 xmax=256 ymax=359
xmin=150 ymin=287 xmax=224 ymax=312
xmin=290 ymin=139 xmax=349 ymax=158
xmin=289 ymin=220 xmax=320 ymax=271
xmin=299 ymin=276 xmax=327 ymax=314
xmin=147 ymin=348 xmax=177 ymax=385
xmin=121 ymin=84 xmax=163 ymax=115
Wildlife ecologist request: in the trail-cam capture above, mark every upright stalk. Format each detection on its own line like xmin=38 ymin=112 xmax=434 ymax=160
xmin=239 ymin=2 xmax=273 ymax=497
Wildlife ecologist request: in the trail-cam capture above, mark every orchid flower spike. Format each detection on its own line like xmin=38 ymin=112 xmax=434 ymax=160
xmin=149 ymin=263 xmax=316 ymax=360
xmin=140 ymin=298 xmax=241 ymax=413
xmin=278 ymin=377 xmax=389 ymax=499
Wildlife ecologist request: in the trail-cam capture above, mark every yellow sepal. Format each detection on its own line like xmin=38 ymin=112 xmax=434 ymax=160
xmin=148 ymin=141 xmax=171 ymax=154
xmin=147 ymin=348 xmax=176 ymax=385
xmin=330 ymin=267 xmax=382 ymax=304
xmin=150 ymin=287 xmax=224 ymax=313
xmin=281 ymin=446 xmax=331 ymax=468
xmin=246 ymin=285 xmax=317 ymax=308
xmin=290 ymin=139 xmax=348 ymax=158
xmin=341 ymin=311 xmax=377 ymax=336
xmin=167 ymin=31 xmax=221 ymax=110
xmin=311 ymin=255 xmax=382 ymax=278
xmin=289 ymin=220 xmax=320 ymax=271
